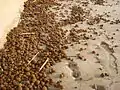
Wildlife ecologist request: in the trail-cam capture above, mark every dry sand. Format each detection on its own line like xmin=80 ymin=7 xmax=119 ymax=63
xmin=0 ymin=0 xmax=26 ymax=48
xmin=0 ymin=0 xmax=120 ymax=90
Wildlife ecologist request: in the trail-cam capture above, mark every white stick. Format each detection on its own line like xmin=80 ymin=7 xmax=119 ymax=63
xmin=39 ymin=58 xmax=49 ymax=72
xmin=28 ymin=52 xmax=39 ymax=65
xmin=21 ymin=32 xmax=35 ymax=35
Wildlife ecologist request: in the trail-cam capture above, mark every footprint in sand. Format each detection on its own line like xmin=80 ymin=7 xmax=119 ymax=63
xmin=99 ymin=41 xmax=118 ymax=75
xmin=68 ymin=61 xmax=81 ymax=79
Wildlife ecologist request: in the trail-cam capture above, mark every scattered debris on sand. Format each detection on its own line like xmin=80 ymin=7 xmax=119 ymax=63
xmin=0 ymin=0 xmax=120 ymax=90
xmin=90 ymin=0 xmax=105 ymax=5
xmin=0 ymin=0 xmax=67 ymax=89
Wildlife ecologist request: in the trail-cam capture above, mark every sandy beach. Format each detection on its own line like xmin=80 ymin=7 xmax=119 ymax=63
xmin=0 ymin=0 xmax=120 ymax=90
xmin=49 ymin=0 xmax=120 ymax=90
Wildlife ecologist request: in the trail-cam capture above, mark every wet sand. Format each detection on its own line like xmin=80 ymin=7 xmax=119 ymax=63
xmin=49 ymin=0 xmax=120 ymax=90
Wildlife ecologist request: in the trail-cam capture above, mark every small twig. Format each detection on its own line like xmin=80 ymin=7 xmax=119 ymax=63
xmin=28 ymin=52 xmax=39 ymax=65
xmin=67 ymin=56 xmax=77 ymax=57
xmin=21 ymin=32 xmax=35 ymax=35
xmin=39 ymin=58 xmax=49 ymax=72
